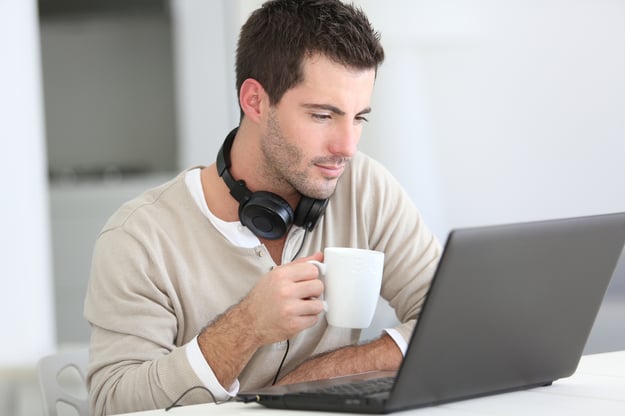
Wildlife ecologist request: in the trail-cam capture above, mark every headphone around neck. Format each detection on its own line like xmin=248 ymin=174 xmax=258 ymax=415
xmin=216 ymin=128 xmax=328 ymax=240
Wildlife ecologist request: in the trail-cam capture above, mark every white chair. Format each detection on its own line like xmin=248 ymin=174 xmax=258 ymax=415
xmin=38 ymin=348 xmax=89 ymax=416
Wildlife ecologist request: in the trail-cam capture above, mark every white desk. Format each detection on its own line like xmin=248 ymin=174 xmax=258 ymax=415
xmin=118 ymin=350 xmax=625 ymax=416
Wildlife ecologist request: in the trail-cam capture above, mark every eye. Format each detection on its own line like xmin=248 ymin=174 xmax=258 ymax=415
xmin=311 ymin=113 xmax=332 ymax=121
xmin=355 ymin=115 xmax=369 ymax=124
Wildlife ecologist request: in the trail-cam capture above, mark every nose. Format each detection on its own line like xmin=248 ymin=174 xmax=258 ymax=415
xmin=328 ymin=122 xmax=360 ymax=158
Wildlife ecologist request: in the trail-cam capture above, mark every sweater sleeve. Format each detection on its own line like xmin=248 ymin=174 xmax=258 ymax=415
xmin=84 ymin=227 xmax=215 ymax=415
xmin=362 ymin=157 xmax=442 ymax=344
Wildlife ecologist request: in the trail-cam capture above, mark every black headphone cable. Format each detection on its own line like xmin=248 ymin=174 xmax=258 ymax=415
xmin=271 ymin=228 xmax=310 ymax=385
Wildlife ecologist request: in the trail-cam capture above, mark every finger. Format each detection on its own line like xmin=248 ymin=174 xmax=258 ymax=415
xmin=291 ymin=277 xmax=324 ymax=300
xmin=291 ymin=251 xmax=323 ymax=264
xmin=285 ymin=297 xmax=326 ymax=318
xmin=274 ymin=261 xmax=321 ymax=283
xmin=301 ymin=298 xmax=325 ymax=316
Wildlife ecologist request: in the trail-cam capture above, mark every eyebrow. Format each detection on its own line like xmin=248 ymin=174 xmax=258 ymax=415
xmin=301 ymin=103 xmax=372 ymax=117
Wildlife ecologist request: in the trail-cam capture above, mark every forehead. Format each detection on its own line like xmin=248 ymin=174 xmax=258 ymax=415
xmin=280 ymin=54 xmax=376 ymax=110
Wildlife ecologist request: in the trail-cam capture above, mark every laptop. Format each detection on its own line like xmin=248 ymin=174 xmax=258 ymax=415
xmin=238 ymin=212 xmax=625 ymax=413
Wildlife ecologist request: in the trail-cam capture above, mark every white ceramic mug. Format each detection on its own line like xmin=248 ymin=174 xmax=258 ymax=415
xmin=308 ymin=247 xmax=384 ymax=328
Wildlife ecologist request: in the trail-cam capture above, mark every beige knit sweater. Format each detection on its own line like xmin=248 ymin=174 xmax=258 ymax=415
xmin=84 ymin=151 xmax=441 ymax=415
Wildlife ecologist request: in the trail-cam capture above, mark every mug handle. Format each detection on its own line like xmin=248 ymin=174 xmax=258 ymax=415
xmin=307 ymin=260 xmax=328 ymax=311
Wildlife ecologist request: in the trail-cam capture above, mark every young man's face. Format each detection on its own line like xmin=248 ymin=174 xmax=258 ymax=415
xmin=259 ymin=54 xmax=376 ymax=200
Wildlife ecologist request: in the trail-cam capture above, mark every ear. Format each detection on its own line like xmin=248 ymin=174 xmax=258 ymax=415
xmin=239 ymin=78 xmax=267 ymax=123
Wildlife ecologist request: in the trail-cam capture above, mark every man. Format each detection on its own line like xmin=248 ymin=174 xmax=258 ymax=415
xmin=84 ymin=0 xmax=441 ymax=414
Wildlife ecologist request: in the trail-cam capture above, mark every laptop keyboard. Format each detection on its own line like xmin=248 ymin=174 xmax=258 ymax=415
xmin=302 ymin=376 xmax=395 ymax=397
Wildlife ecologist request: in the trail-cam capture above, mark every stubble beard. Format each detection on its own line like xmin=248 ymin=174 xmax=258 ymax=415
xmin=260 ymin=111 xmax=342 ymax=200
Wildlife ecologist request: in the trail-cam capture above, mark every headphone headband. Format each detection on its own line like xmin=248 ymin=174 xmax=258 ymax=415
xmin=216 ymin=128 xmax=251 ymax=204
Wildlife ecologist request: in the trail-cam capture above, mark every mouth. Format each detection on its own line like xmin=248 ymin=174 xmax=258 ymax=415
xmin=315 ymin=163 xmax=345 ymax=178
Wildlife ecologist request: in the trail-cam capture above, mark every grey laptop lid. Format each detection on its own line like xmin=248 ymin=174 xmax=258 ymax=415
xmin=239 ymin=212 xmax=625 ymax=413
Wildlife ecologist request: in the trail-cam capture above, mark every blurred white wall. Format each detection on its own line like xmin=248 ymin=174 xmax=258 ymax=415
xmin=170 ymin=0 xmax=238 ymax=168
xmin=356 ymin=0 xmax=625 ymax=240
xmin=169 ymin=0 xmax=265 ymax=167
xmin=0 ymin=0 xmax=55 ymax=366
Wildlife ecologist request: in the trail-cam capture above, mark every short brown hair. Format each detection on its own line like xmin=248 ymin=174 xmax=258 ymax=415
xmin=236 ymin=0 xmax=384 ymax=111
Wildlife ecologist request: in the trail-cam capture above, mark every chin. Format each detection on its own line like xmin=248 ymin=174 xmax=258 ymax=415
xmin=308 ymin=183 xmax=338 ymax=200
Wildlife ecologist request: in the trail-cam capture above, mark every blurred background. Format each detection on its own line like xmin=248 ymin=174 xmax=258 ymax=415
xmin=1 ymin=0 xmax=624 ymax=414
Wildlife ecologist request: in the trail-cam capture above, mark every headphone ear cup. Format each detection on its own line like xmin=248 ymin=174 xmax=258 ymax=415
xmin=239 ymin=191 xmax=294 ymax=240
xmin=294 ymin=197 xmax=329 ymax=231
